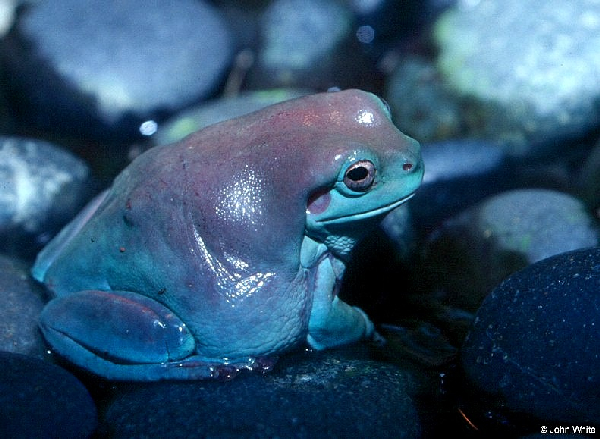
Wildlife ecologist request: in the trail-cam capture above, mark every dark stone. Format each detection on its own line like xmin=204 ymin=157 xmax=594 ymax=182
xmin=577 ymin=142 xmax=600 ymax=215
xmin=407 ymin=139 xmax=513 ymax=231
xmin=2 ymin=0 xmax=233 ymax=140
xmin=0 ymin=254 xmax=46 ymax=357
xmin=421 ymin=189 xmax=598 ymax=311
xmin=0 ymin=351 xmax=97 ymax=439
xmin=461 ymin=247 xmax=600 ymax=425
xmin=99 ymin=349 xmax=420 ymax=438
xmin=385 ymin=56 xmax=464 ymax=144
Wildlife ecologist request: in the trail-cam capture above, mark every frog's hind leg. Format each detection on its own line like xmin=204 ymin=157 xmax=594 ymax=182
xmin=40 ymin=290 xmax=277 ymax=381
xmin=39 ymin=290 xmax=205 ymax=380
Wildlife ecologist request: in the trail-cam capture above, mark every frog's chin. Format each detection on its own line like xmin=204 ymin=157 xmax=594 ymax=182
xmin=316 ymin=193 xmax=415 ymax=225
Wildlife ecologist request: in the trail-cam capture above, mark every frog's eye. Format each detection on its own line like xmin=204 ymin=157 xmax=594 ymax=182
xmin=343 ymin=160 xmax=376 ymax=192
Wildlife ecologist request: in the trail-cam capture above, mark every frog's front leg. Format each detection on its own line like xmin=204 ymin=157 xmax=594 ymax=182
xmin=39 ymin=290 xmax=224 ymax=380
xmin=306 ymin=253 xmax=379 ymax=350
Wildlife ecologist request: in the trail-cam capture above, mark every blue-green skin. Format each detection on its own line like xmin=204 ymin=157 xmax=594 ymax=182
xmin=32 ymin=89 xmax=423 ymax=381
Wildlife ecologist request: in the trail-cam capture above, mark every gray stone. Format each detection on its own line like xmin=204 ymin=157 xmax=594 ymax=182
xmin=422 ymin=189 xmax=599 ymax=311
xmin=432 ymin=0 xmax=600 ymax=155
xmin=0 ymin=136 xmax=92 ymax=258
xmin=0 ymin=0 xmax=16 ymax=37
xmin=260 ymin=0 xmax=350 ymax=71
xmin=6 ymin=0 xmax=233 ymax=138
xmin=463 ymin=189 xmax=598 ymax=263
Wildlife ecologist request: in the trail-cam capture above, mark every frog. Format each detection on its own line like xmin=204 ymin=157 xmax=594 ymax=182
xmin=31 ymin=89 xmax=423 ymax=381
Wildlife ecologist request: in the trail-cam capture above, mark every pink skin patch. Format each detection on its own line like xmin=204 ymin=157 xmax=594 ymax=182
xmin=306 ymin=188 xmax=331 ymax=215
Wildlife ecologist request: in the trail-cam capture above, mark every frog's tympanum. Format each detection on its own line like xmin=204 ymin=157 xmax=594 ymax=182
xmin=32 ymin=89 xmax=423 ymax=381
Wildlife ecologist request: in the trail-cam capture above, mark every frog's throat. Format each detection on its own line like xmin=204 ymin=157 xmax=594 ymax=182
xmin=313 ymin=193 xmax=415 ymax=225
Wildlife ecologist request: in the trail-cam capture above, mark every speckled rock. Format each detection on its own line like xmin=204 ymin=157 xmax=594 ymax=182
xmin=387 ymin=0 xmax=600 ymax=155
xmin=98 ymin=349 xmax=420 ymax=438
xmin=0 ymin=254 xmax=46 ymax=357
xmin=421 ymin=189 xmax=599 ymax=311
xmin=0 ymin=136 xmax=92 ymax=259
xmin=3 ymin=0 xmax=233 ymax=140
xmin=461 ymin=247 xmax=600 ymax=425
xmin=152 ymin=89 xmax=310 ymax=146
xmin=432 ymin=0 xmax=600 ymax=155
xmin=0 ymin=351 xmax=97 ymax=438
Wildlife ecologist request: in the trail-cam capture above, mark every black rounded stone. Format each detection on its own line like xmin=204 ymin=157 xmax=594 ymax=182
xmin=0 ymin=351 xmax=98 ymax=439
xmin=461 ymin=247 xmax=600 ymax=425
xmin=99 ymin=350 xmax=420 ymax=438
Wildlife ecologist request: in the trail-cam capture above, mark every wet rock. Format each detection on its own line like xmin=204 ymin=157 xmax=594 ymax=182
xmin=0 ymin=136 xmax=92 ymax=259
xmin=0 ymin=254 xmax=46 ymax=357
xmin=433 ymin=0 xmax=600 ymax=155
xmin=0 ymin=351 xmax=97 ymax=439
xmin=422 ymin=189 xmax=599 ymax=311
xmin=461 ymin=247 xmax=600 ymax=425
xmin=387 ymin=0 xmax=600 ymax=155
xmin=152 ymin=89 xmax=310 ymax=146
xmin=3 ymin=0 xmax=233 ymax=140
xmin=99 ymin=349 xmax=420 ymax=438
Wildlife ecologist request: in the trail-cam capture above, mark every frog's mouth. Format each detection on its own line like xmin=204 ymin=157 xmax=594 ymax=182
xmin=315 ymin=193 xmax=415 ymax=225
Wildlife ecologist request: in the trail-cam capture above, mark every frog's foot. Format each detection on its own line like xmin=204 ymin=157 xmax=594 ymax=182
xmin=307 ymin=298 xmax=380 ymax=350
xmin=39 ymin=290 xmax=273 ymax=381
xmin=153 ymin=354 xmax=278 ymax=381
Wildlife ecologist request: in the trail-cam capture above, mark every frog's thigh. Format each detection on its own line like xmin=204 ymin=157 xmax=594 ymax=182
xmin=40 ymin=290 xmax=195 ymax=365
xmin=307 ymin=256 xmax=375 ymax=350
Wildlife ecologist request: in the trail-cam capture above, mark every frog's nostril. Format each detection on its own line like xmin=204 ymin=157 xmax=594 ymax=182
xmin=402 ymin=162 xmax=413 ymax=171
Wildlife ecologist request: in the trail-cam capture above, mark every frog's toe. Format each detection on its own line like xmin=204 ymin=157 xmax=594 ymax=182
xmin=40 ymin=290 xmax=196 ymax=365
